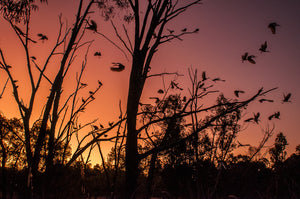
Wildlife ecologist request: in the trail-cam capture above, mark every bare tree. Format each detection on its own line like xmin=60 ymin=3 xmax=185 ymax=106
xmin=0 ymin=0 xmax=110 ymax=197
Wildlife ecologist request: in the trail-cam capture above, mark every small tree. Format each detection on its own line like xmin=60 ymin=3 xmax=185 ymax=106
xmin=269 ymin=132 xmax=288 ymax=168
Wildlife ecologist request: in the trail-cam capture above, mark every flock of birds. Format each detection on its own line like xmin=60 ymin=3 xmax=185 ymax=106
xmin=241 ymin=22 xmax=280 ymax=64
xmin=239 ymin=22 xmax=292 ymax=124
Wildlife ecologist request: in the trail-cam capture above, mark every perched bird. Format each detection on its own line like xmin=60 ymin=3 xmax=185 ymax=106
xmin=234 ymin=90 xmax=245 ymax=98
xmin=259 ymin=41 xmax=269 ymax=53
xmin=80 ymin=82 xmax=87 ymax=87
xmin=99 ymin=124 xmax=104 ymax=128
xmin=247 ymin=55 xmax=256 ymax=64
xmin=282 ymin=93 xmax=291 ymax=103
xmin=110 ymin=62 xmax=125 ymax=72
xmin=97 ymin=80 xmax=103 ymax=86
xmin=181 ymin=28 xmax=187 ymax=32
xmin=157 ymin=89 xmax=164 ymax=94
xmin=241 ymin=52 xmax=248 ymax=62
xmin=194 ymin=28 xmax=199 ymax=33
xmin=89 ymin=91 xmax=94 ymax=95
xmin=94 ymin=51 xmax=101 ymax=56
xmin=268 ymin=22 xmax=280 ymax=34
xmin=30 ymin=56 xmax=37 ymax=60
xmin=92 ymin=125 xmax=99 ymax=130
xmin=108 ymin=122 xmax=114 ymax=127
xmin=202 ymin=71 xmax=207 ymax=81
xmin=182 ymin=96 xmax=187 ymax=102
xmin=86 ymin=20 xmax=97 ymax=32
xmin=259 ymin=98 xmax=274 ymax=103
xmin=268 ymin=112 xmax=280 ymax=120
xmin=37 ymin=33 xmax=48 ymax=41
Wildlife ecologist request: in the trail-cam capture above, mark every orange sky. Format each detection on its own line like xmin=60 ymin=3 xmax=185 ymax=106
xmin=0 ymin=0 xmax=299 ymax=164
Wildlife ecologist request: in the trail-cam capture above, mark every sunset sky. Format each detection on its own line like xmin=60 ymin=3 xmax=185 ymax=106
xmin=0 ymin=0 xmax=299 ymax=164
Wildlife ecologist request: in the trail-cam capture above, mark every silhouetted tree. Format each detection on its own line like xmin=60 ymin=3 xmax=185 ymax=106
xmin=269 ymin=132 xmax=288 ymax=169
xmin=0 ymin=0 xmax=107 ymax=197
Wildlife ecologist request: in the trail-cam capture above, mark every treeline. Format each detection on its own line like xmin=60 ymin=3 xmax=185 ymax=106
xmin=1 ymin=107 xmax=300 ymax=199
xmin=1 ymin=146 xmax=300 ymax=199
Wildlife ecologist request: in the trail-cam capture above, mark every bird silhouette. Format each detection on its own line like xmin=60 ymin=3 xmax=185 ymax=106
xmin=268 ymin=22 xmax=280 ymax=34
xmin=108 ymin=122 xmax=114 ymax=127
xmin=241 ymin=52 xmax=248 ymax=62
xmin=234 ymin=90 xmax=245 ymax=98
xmin=37 ymin=33 xmax=48 ymax=41
xmin=282 ymin=93 xmax=291 ymax=103
xmin=110 ymin=62 xmax=125 ymax=72
xmin=80 ymin=82 xmax=87 ymax=87
xmin=247 ymin=55 xmax=256 ymax=64
xmin=30 ymin=56 xmax=36 ymax=60
xmin=259 ymin=41 xmax=269 ymax=53
xmin=194 ymin=28 xmax=199 ymax=33
xmin=94 ymin=51 xmax=101 ymax=56
xmin=86 ymin=20 xmax=97 ymax=32
xmin=202 ymin=71 xmax=208 ymax=81
xmin=268 ymin=112 xmax=280 ymax=120
xmin=181 ymin=28 xmax=187 ymax=32
xmin=212 ymin=77 xmax=225 ymax=82
xmin=259 ymin=98 xmax=274 ymax=103
xmin=92 ymin=125 xmax=99 ymax=130
xmin=97 ymin=80 xmax=103 ymax=86
xmin=157 ymin=89 xmax=164 ymax=94
xmin=244 ymin=112 xmax=260 ymax=124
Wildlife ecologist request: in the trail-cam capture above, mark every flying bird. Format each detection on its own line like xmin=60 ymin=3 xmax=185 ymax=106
xmin=282 ymin=93 xmax=291 ymax=103
xmin=244 ymin=112 xmax=260 ymax=124
xmin=259 ymin=41 xmax=269 ymax=53
xmin=110 ymin=62 xmax=125 ymax=72
xmin=87 ymin=20 xmax=97 ymax=32
xmin=234 ymin=90 xmax=245 ymax=98
xmin=212 ymin=77 xmax=225 ymax=82
xmin=268 ymin=112 xmax=280 ymax=120
xmin=94 ymin=51 xmax=101 ymax=56
xmin=247 ymin=55 xmax=256 ymax=64
xmin=268 ymin=22 xmax=280 ymax=34
xmin=37 ymin=33 xmax=48 ymax=41
xmin=241 ymin=52 xmax=248 ymax=62
xmin=259 ymin=98 xmax=274 ymax=103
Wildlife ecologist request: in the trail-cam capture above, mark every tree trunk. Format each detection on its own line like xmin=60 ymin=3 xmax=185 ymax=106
xmin=125 ymin=58 xmax=145 ymax=198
